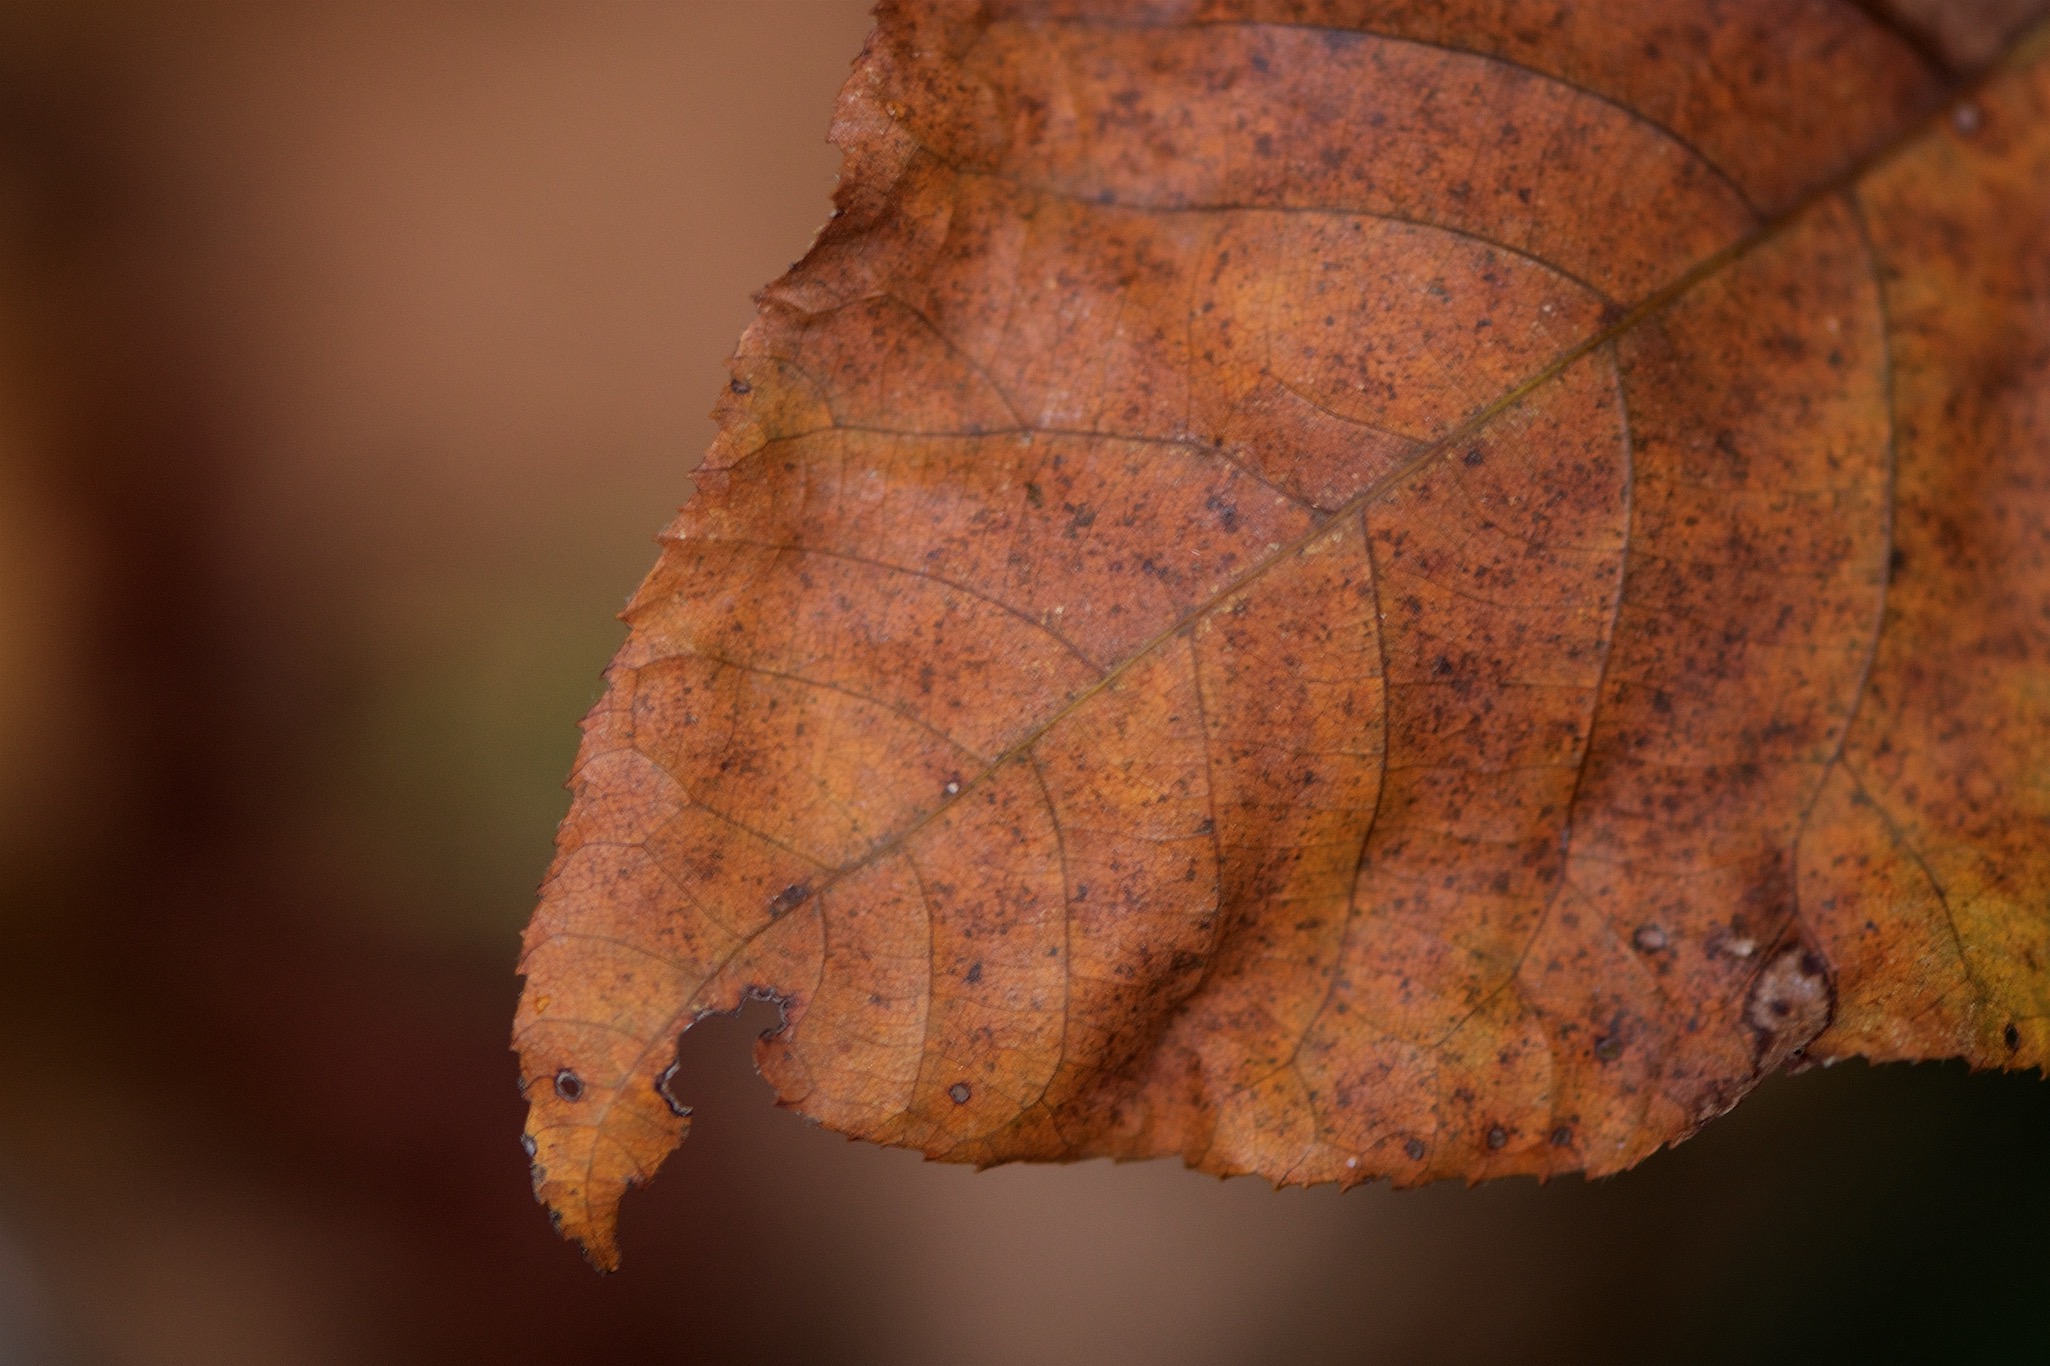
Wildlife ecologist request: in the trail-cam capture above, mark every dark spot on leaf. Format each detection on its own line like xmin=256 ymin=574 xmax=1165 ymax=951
xmin=966 ymin=962 xmax=983 ymax=984
xmin=2006 ymin=1022 xmax=2022 ymax=1051
xmin=729 ymin=377 xmax=751 ymax=395
xmin=1485 ymin=1125 xmax=1508 ymax=1150
xmin=1746 ymin=945 xmax=1835 ymax=1073
xmin=1404 ymin=1138 xmax=1426 ymax=1161
xmin=554 ymin=1069 xmax=584 ymax=1103
xmin=1550 ymin=1126 xmax=1573 ymax=1147
xmin=948 ymin=1082 xmax=972 ymax=1104
xmin=1632 ymin=924 xmax=1668 ymax=952
xmin=1594 ymin=1036 xmax=1624 ymax=1062
xmin=769 ymin=883 xmax=811 ymax=918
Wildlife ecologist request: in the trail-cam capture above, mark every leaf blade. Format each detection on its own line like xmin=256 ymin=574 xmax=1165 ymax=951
xmin=515 ymin=1 xmax=2050 ymax=1268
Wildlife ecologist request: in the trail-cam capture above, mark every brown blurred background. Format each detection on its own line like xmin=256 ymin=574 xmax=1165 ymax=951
xmin=0 ymin=3 xmax=2042 ymax=1363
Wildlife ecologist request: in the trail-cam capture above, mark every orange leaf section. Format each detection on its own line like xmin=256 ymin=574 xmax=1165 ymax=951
xmin=514 ymin=0 xmax=2050 ymax=1268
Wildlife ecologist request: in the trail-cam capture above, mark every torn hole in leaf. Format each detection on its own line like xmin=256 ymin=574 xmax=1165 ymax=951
xmin=653 ymin=1061 xmax=691 ymax=1118
xmin=658 ymin=992 xmax=796 ymax=1124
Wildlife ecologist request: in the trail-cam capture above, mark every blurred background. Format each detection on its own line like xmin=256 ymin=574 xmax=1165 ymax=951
xmin=0 ymin=3 xmax=2041 ymax=1363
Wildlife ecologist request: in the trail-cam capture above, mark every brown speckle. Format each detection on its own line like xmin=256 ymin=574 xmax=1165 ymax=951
xmin=1594 ymin=1036 xmax=1624 ymax=1063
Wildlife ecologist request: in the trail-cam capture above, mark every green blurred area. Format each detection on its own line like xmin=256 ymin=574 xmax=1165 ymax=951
xmin=0 ymin=4 xmax=2041 ymax=1364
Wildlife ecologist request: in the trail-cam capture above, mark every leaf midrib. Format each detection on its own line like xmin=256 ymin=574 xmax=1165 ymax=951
xmin=704 ymin=31 xmax=2036 ymax=964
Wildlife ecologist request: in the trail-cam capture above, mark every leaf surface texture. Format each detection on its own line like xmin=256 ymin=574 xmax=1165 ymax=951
xmin=514 ymin=0 xmax=2050 ymax=1268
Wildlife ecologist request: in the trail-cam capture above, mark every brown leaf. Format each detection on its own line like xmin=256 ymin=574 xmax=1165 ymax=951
xmin=513 ymin=0 xmax=2050 ymax=1269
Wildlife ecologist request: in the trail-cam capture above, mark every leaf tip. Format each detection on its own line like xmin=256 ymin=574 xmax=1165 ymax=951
xmin=515 ymin=1039 xmax=693 ymax=1273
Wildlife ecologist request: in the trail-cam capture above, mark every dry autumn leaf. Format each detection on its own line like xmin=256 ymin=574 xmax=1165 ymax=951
xmin=515 ymin=0 xmax=2050 ymax=1269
